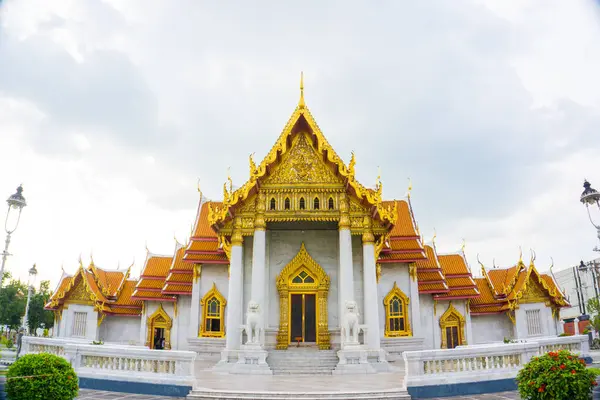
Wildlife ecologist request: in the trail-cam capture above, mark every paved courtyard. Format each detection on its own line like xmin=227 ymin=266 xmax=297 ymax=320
xmin=76 ymin=389 xmax=521 ymax=399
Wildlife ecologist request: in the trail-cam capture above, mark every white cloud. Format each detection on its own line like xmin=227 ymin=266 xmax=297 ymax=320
xmin=0 ymin=0 xmax=599 ymax=286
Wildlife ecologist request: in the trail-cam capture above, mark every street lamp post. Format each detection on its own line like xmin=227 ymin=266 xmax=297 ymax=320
xmin=0 ymin=185 xmax=27 ymax=288
xmin=580 ymin=180 xmax=600 ymax=253
xmin=22 ymin=264 xmax=38 ymax=334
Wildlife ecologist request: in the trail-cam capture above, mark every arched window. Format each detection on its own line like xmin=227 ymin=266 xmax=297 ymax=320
xmin=270 ymin=198 xmax=276 ymax=210
xmin=200 ymin=283 xmax=227 ymax=338
xmin=313 ymin=197 xmax=320 ymax=210
xmin=328 ymin=197 xmax=335 ymax=210
xmin=291 ymin=270 xmax=315 ymax=284
xmin=383 ymin=282 xmax=411 ymax=337
xmin=299 ymin=197 xmax=305 ymax=210
xmin=284 ymin=197 xmax=291 ymax=210
xmin=440 ymin=303 xmax=466 ymax=349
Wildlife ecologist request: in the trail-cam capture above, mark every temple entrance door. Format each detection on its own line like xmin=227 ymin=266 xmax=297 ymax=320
xmin=289 ymin=293 xmax=317 ymax=344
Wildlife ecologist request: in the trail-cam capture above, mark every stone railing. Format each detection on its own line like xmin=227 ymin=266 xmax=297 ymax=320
xmin=403 ymin=335 xmax=590 ymax=389
xmin=21 ymin=336 xmax=196 ymax=386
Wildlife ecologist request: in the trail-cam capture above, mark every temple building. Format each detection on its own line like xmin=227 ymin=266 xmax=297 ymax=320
xmin=45 ymin=79 xmax=570 ymax=374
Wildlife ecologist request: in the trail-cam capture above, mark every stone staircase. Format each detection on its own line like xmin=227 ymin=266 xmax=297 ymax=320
xmin=267 ymin=347 xmax=338 ymax=375
xmin=187 ymin=389 xmax=412 ymax=399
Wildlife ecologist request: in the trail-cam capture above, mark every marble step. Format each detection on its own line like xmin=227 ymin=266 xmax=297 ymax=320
xmin=187 ymin=389 xmax=411 ymax=399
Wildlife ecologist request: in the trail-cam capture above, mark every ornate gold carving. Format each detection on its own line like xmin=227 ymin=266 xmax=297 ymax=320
xmin=275 ymin=243 xmax=330 ymax=350
xmin=339 ymin=195 xmax=350 ymax=230
xmin=264 ymin=133 xmax=341 ymax=185
xmin=97 ymin=313 xmax=106 ymax=327
xmin=218 ymin=234 xmax=232 ymax=260
xmin=231 ymin=217 xmax=243 ymax=246
xmin=520 ymin=278 xmax=551 ymax=305
xmin=383 ymin=282 xmax=411 ymax=337
xmin=146 ymin=304 xmax=172 ymax=350
xmin=376 ymin=264 xmax=382 ymax=283
xmin=409 ymin=263 xmax=418 ymax=282
xmin=193 ymin=264 xmax=202 ymax=283
xmin=362 ymin=216 xmax=375 ymax=244
xmin=440 ymin=303 xmax=467 ymax=348
xmin=200 ymin=283 xmax=227 ymax=338
xmin=65 ymin=278 xmax=94 ymax=306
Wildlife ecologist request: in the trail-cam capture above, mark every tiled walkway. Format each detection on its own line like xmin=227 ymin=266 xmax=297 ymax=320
xmin=76 ymin=389 xmax=184 ymax=400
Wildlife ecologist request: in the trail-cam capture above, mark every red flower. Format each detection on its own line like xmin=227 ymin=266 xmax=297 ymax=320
xmin=538 ymin=385 xmax=546 ymax=393
xmin=551 ymin=367 xmax=557 ymax=371
xmin=571 ymin=370 xmax=577 ymax=375
xmin=529 ymin=381 xmax=535 ymax=386
xmin=560 ymin=364 xmax=566 ymax=369
xmin=593 ymin=381 xmax=598 ymax=386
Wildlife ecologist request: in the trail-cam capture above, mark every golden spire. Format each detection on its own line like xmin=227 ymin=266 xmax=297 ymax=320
xmin=407 ymin=178 xmax=413 ymax=198
xmin=298 ymin=71 xmax=305 ymax=108
xmin=518 ymin=246 xmax=523 ymax=263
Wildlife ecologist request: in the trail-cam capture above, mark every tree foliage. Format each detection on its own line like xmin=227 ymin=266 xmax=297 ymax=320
xmin=0 ymin=279 xmax=54 ymax=335
xmin=587 ymin=298 xmax=600 ymax=333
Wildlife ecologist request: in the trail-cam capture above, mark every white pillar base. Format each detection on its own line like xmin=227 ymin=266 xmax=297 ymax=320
xmin=334 ymin=345 xmax=376 ymax=374
xmin=230 ymin=343 xmax=272 ymax=375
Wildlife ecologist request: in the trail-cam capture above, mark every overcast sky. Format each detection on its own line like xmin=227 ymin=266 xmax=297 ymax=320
xmin=1 ymin=0 xmax=599 ymax=286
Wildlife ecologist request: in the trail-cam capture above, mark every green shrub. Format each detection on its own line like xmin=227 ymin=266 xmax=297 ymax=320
xmin=5 ymin=340 xmax=13 ymax=349
xmin=517 ymin=350 xmax=597 ymax=399
xmin=6 ymin=353 xmax=79 ymax=400
xmin=588 ymin=367 xmax=600 ymax=377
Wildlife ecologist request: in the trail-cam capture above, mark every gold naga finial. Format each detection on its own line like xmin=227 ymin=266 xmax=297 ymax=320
xmin=197 ymin=178 xmax=202 ymax=195
xmin=227 ymin=167 xmax=233 ymax=193
xmin=461 ymin=238 xmax=466 ymax=253
xmin=432 ymin=228 xmax=437 ymax=245
xmin=298 ymin=71 xmax=305 ymax=108
xmin=90 ymin=251 xmax=95 ymax=266
xmin=477 ymin=253 xmax=485 ymax=275
xmin=407 ymin=178 xmax=413 ymax=198
xmin=518 ymin=246 xmax=523 ymax=263
xmin=249 ymin=153 xmax=257 ymax=177
xmin=529 ymin=248 xmax=536 ymax=265
xmin=78 ymin=254 xmax=83 ymax=269
xmin=493 ymin=258 xmax=497 ymax=268
xmin=348 ymin=151 xmax=356 ymax=177
xmin=145 ymin=241 xmax=150 ymax=254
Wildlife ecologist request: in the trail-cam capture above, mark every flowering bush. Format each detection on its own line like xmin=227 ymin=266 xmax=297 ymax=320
xmin=517 ymin=350 xmax=597 ymax=399
xmin=6 ymin=353 xmax=78 ymax=400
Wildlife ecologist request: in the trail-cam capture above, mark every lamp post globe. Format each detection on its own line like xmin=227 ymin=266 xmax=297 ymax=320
xmin=22 ymin=263 xmax=38 ymax=335
xmin=0 ymin=185 xmax=27 ymax=288
xmin=580 ymin=180 xmax=600 ymax=252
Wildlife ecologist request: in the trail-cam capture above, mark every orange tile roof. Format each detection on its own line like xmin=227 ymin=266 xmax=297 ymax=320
xmin=169 ymin=246 xmax=191 ymax=272
xmin=487 ymin=265 xmax=522 ymax=295
xmin=378 ymin=252 xmax=425 ymax=262
xmin=136 ymin=279 xmax=165 ymax=289
xmin=90 ymin=266 xmax=125 ymax=297
xmin=417 ymin=270 xmax=445 ymax=283
xmin=165 ymin=273 xmax=193 ymax=284
xmin=419 ymin=282 xmax=449 ymax=292
xmin=47 ymin=276 xmax=73 ymax=306
xmin=112 ymin=280 xmax=142 ymax=307
xmin=415 ymin=245 xmax=442 ymax=270
xmin=192 ymin=201 xmax=219 ymax=238
xmin=103 ymin=305 xmax=142 ymax=316
xmin=131 ymin=289 xmax=177 ymax=301
xmin=435 ymin=288 xmax=480 ymax=299
xmin=187 ymin=240 xmax=222 ymax=252
xmin=446 ymin=277 xmax=476 ymax=288
xmin=84 ymin=270 xmax=109 ymax=303
xmin=438 ymin=254 xmax=470 ymax=275
xmin=140 ymin=255 xmax=172 ymax=278
xmin=471 ymin=278 xmax=502 ymax=306
xmin=388 ymin=200 xmax=419 ymax=237
xmin=162 ymin=284 xmax=192 ymax=294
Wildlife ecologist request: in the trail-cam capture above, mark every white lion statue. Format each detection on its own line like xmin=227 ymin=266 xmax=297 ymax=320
xmin=342 ymin=300 xmax=360 ymax=345
xmin=245 ymin=301 xmax=262 ymax=344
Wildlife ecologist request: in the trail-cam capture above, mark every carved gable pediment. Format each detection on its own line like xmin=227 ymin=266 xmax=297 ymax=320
xmin=520 ymin=277 xmax=551 ymax=304
xmin=263 ymin=133 xmax=343 ymax=187
xmin=65 ymin=277 xmax=94 ymax=305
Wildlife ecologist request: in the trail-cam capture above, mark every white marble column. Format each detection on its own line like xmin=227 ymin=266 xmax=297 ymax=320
xmin=225 ymin=218 xmax=244 ymax=351
xmin=250 ymin=192 xmax=267 ymax=335
xmin=361 ymin=216 xmax=381 ymax=350
xmin=574 ymin=318 xmax=580 ymax=335
xmin=338 ymin=196 xmax=355 ymax=327
xmin=189 ymin=265 xmax=202 ymax=338
xmin=465 ymin=301 xmax=473 ymax=345
xmin=408 ymin=263 xmax=422 ymax=337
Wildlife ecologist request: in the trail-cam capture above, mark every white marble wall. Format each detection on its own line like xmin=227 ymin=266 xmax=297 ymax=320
xmin=515 ymin=302 xmax=556 ymax=339
xmin=471 ymin=313 xmax=514 ymax=344
xmin=60 ymin=304 xmax=98 ymax=341
xmin=175 ymin=296 xmax=191 ymax=350
xmin=99 ymin=316 xmax=141 ymax=345
xmin=266 ymin=230 xmax=340 ymax=330
xmin=419 ymin=295 xmax=435 ymax=349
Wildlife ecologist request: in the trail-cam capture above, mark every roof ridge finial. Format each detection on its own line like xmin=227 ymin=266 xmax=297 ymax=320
xmin=432 ymin=228 xmax=437 ymax=246
xmin=298 ymin=71 xmax=305 ymax=108
xmin=407 ymin=178 xmax=412 ymax=198
xmin=461 ymin=238 xmax=466 ymax=253
xmin=518 ymin=246 xmax=523 ymax=263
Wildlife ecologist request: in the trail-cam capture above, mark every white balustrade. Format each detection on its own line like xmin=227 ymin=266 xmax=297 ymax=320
xmin=21 ymin=336 xmax=196 ymax=386
xmin=403 ymin=335 xmax=590 ymax=389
